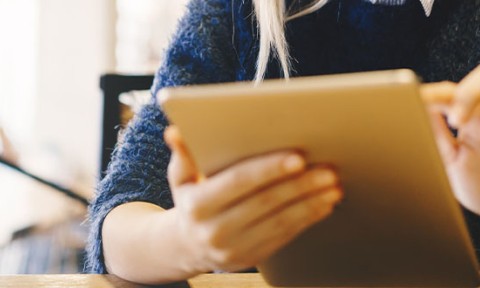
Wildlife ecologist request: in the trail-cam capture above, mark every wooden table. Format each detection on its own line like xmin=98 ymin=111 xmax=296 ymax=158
xmin=0 ymin=273 xmax=273 ymax=288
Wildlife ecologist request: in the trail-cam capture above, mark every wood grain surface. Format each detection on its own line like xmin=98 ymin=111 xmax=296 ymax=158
xmin=0 ymin=273 xmax=274 ymax=288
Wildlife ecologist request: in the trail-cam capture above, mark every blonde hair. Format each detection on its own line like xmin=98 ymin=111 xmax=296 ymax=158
xmin=252 ymin=0 xmax=329 ymax=82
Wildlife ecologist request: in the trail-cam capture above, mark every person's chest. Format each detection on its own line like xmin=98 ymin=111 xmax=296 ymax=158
xmin=232 ymin=0 xmax=465 ymax=81
xmin=283 ymin=0 xmax=438 ymax=77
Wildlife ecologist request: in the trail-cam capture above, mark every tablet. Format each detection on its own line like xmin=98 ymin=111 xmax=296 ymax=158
xmin=160 ymin=69 xmax=480 ymax=287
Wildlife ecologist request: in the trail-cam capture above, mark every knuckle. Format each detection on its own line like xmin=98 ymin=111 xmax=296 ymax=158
xmin=227 ymin=152 xmax=298 ymax=192
xmin=256 ymin=190 xmax=275 ymax=207
xmin=226 ymin=168 xmax=249 ymax=187
xmin=251 ymin=153 xmax=288 ymax=179
xmin=182 ymin=183 xmax=212 ymax=221
xmin=200 ymin=226 xmax=226 ymax=250
xmin=292 ymin=169 xmax=335 ymax=194
xmin=214 ymin=249 xmax=239 ymax=266
xmin=269 ymin=153 xmax=291 ymax=176
xmin=294 ymin=175 xmax=313 ymax=192
xmin=182 ymin=197 xmax=204 ymax=221
xmin=311 ymin=169 xmax=337 ymax=187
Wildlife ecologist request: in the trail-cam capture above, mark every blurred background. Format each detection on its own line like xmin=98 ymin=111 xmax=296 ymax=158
xmin=0 ymin=0 xmax=187 ymax=273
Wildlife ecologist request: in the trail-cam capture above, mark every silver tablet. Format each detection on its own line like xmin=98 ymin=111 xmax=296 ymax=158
xmin=160 ymin=69 xmax=479 ymax=287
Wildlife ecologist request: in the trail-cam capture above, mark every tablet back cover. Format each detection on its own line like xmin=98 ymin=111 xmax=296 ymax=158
xmin=162 ymin=70 xmax=479 ymax=287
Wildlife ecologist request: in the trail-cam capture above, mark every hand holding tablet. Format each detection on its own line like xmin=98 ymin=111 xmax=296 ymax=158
xmin=421 ymin=70 xmax=480 ymax=217
xmin=164 ymin=126 xmax=343 ymax=274
xmin=161 ymin=70 xmax=480 ymax=287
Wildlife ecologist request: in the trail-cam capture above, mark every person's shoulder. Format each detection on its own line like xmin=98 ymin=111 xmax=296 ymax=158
xmin=450 ymin=0 xmax=480 ymax=20
xmin=420 ymin=0 xmax=480 ymax=82
xmin=185 ymin=0 xmax=233 ymax=16
xmin=175 ymin=0 xmax=235 ymax=34
xmin=184 ymin=0 xmax=253 ymax=19
xmin=442 ymin=0 xmax=480 ymax=43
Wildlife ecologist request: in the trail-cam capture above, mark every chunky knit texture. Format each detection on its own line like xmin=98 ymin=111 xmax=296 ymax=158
xmin=86 ymin=0 xmax=480 ymax=273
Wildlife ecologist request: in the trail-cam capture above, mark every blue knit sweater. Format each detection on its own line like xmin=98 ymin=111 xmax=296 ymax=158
xmin=86 ymin=0 xmax=480 ymax=273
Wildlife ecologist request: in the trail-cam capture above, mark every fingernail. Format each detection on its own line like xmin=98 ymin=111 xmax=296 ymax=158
xmin=322 ymin=189 xmax=342 ymax=203
xmin=283 ymin=154 xmax=305 ymax=173
xmin=313 ymin=170 xmax=336 ymax=187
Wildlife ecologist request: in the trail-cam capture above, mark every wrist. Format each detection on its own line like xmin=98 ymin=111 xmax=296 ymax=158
xmin=161 ymin=207 xmax=207 ymax=277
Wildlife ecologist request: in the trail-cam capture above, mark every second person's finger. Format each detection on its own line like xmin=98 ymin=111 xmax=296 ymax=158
xmin=451 ymin=66 xmax=480 ymax=126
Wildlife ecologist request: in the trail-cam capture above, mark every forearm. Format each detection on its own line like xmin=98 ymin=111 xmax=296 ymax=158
xmin=102 ymin=202 xmax=200 ymax=284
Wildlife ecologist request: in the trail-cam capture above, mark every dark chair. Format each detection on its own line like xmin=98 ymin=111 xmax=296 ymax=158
xmin=99 ymin=74 xmax=155 ymax=178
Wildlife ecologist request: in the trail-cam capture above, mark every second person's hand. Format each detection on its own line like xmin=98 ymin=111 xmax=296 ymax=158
xmin=421 ymin=66 xmax=480 ymax=215
xmin=164 ymin=126 xmax=343 ymax=274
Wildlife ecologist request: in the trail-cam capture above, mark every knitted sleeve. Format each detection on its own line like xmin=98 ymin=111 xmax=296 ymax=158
xmin=86 ymin=0 xmax=237 ymax=273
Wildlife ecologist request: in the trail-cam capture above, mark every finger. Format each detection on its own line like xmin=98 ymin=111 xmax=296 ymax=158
xmin=420 ymin=81 xmax=456 ymax=105
xmin=457 ymin=105 xmax=480 ymax=151
xmin=192 ymin=151 xmax=307 ymax=219
xmin=164 ymin=126 xmax=199 ymax=188
xmin=228 ymin=188 xmax=342 ymax=267
xmin=428 ymin=109 xmax=458 ymax=163
xmin=451 ymin=66 xmax=480 ymax=127
xmin=215 ymin=168 xmax=339 ymax=239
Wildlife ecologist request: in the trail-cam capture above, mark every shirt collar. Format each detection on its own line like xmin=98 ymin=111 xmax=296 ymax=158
xmin=368 ymin=0 xmax=435 ymax=17
xmin=418 ymin=0 xmax=435 ymax=16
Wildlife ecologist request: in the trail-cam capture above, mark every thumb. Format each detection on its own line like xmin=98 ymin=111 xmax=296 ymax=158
xmin=450 ymin=66 xmax=480 ymax=127
xmin=420 ymin=81 xmax=456 ymax=114
xmin=164 ymin=126 xmax=199 ymax=188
